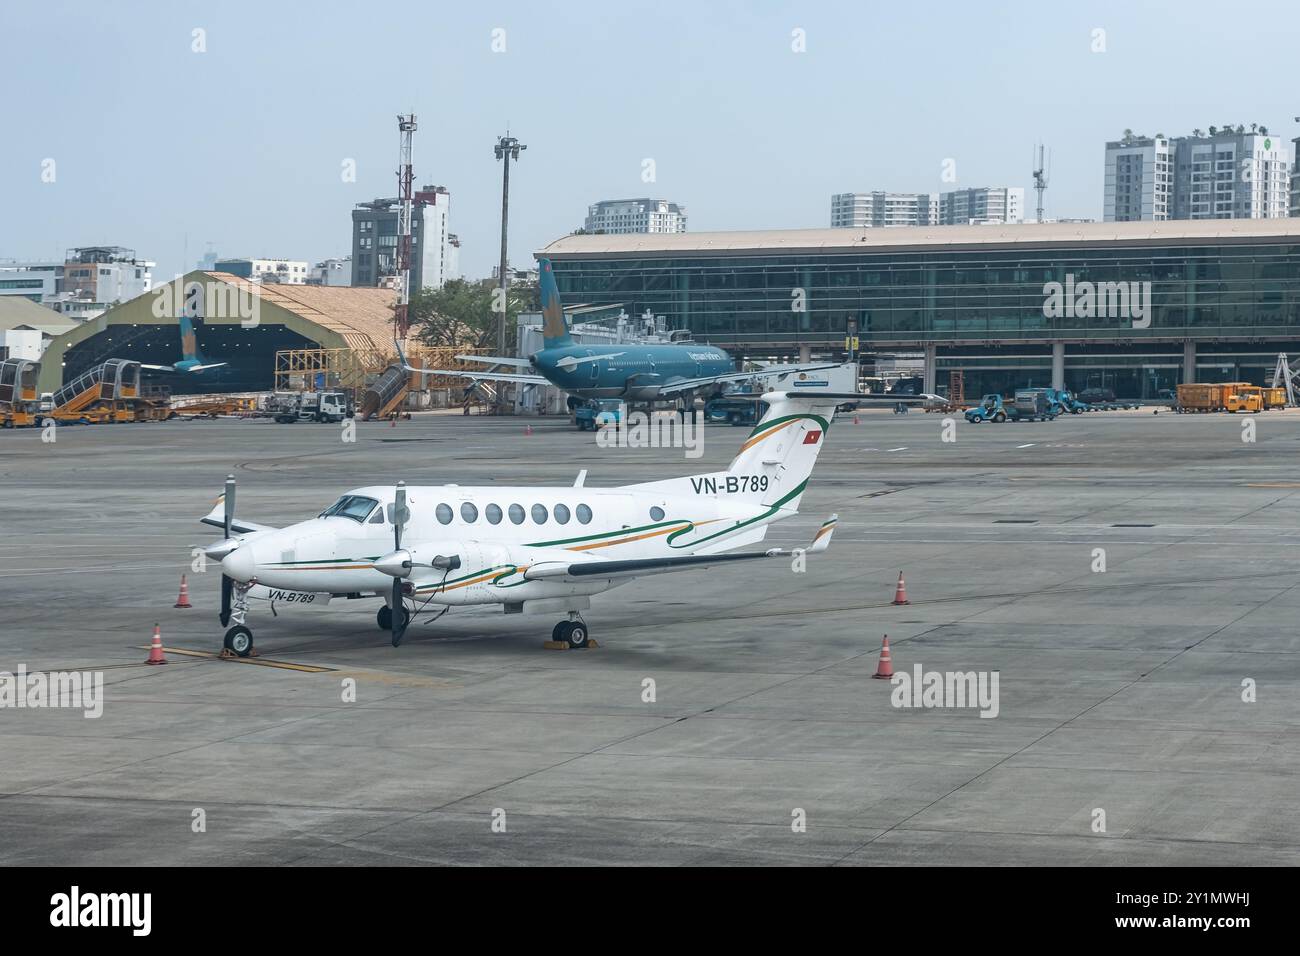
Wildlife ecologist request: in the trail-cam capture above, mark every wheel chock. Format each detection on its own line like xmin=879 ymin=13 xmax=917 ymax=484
xmin=541 ymin=639 xmax=599 ymax=650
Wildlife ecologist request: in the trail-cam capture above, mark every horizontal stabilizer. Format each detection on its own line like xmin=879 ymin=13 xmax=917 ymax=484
xmin=523 ymin=515 xmax=836 ymax=583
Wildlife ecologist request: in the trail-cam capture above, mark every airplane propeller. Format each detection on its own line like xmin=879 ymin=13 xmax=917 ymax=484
xmin=218 ymin=474 xmax=235 ymax=627
xmin=390 ymin=480 xmax=409 ymax=647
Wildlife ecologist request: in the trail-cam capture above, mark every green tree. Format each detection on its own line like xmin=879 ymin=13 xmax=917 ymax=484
xmin=405 ymin=277 xmax=540 ymax=350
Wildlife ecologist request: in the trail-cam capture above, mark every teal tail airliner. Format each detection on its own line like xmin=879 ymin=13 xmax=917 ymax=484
xmin=402 ymin=258 xmax=841 ymax=403
xmin=141 ymin=315 xmax=228 ymax=373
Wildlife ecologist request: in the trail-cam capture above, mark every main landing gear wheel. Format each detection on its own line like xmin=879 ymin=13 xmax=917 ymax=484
xmin=377 ymin=605 xmax=409 ymax=631
xmin=223 ymin=625 xmax=254 ymax=658
xmin=553 ymin=620 xmax=589 ymax=649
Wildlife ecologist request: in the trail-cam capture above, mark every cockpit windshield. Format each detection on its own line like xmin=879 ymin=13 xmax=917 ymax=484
xmin=321 ymin=495 xmax=379 ymax=522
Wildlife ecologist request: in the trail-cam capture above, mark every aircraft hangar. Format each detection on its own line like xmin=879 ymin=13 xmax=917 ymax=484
xmin=35 ymin=271 xmax=399 ymax=396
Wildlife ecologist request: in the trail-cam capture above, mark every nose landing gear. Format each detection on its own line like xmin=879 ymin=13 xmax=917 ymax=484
xmin=220 ymin=581 xmax=257 ymax=658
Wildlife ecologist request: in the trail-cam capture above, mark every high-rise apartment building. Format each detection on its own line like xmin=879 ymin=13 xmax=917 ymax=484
xmin=1105 ymin=128 xmax=1291 ymax=221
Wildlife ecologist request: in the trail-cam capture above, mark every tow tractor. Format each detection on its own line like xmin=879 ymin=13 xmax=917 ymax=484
xmin=964 ymin=390 xmax=1058 ymax=423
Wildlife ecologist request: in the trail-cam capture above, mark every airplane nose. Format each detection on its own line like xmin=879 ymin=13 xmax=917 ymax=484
xmin=221 ymin=545 xmax=256 ymax=582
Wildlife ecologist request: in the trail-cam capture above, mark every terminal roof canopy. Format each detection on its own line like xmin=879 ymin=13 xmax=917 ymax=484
xmin=539 ymin=219 xmax=1300 ymax=259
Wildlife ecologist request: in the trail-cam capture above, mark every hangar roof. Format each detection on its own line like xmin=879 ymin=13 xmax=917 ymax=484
xmin=0 ymin=297 xmax=79 ymax=334
xmin=201 ymin=272 xmax=397 ymax=351
xmin=538 ymin=218 xmax=1300 ymax=259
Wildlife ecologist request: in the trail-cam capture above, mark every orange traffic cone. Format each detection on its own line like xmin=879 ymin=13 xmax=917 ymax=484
xmin=173 ymin=574 xmax=192 ymax=608
xmin=145 ymin=624 xmax=167 ymax=665
xmin=525 ymin=424 xmax=533 ymax=436
xmin=853 ymin=415 xmax=860 ymax=425
xmin=892 ymin=571 xmax=910 ymax=605
xmin=872 ymin=635 xmax=895 ymax=679
xmin=389 ymin=416 xmax=396 ymax=427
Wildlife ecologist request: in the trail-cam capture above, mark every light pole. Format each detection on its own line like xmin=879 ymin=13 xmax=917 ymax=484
xmin=494 ymin=133 xmax=526 ymax=414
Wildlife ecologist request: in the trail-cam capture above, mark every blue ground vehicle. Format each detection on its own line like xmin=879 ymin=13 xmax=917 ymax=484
xmin=704 ymin=395 xmax=764 ymax=426
xmin=575 ymin=399 xmax=624 ymax=430
xmin=1052 ymin=389 xmax=1089 ymax=414
xmin=965 ymin=390 xmax=1057 ymax=423
xmin=964 ymin=394 xmax=1009 ymax=423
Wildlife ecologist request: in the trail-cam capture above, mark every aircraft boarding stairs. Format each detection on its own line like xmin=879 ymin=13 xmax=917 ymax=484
xmin=48 ymin=359 xmax=142 ymax=421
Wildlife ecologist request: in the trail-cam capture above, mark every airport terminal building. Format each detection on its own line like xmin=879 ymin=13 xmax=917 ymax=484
xmin=539 ymin=220 xmax=1300 ymax=399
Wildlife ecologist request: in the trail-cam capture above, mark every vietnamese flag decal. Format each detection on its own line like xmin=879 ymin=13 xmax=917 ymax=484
xmin=803 ymin=430 xmax=822 ymax=445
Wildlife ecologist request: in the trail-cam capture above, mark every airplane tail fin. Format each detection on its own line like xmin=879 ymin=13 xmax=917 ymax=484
xmin=721 ymin=391 xmax=852 ymax=514
xmin=179 ymin=314 xmax=199 ymax=364
xmin=538 ymin=258 xmax=573 ymax=349
xmin=627 ymin=391 xmax=854 ymax=517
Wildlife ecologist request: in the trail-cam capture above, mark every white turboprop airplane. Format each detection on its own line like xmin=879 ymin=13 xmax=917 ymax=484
xmin=198 ymin=389 xmax=932 ymax=656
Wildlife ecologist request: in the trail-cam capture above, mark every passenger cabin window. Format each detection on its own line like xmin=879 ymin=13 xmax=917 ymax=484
xmin=486 ymin=503 xmax=503 ymax=524
xmin=322 ymin=495 xmax=378 ymax=523
xmin=554 ymin=503 xmax=571 ymax=524
xmin=531 ymin=504 xmax=548 ymax=524
xmin=508 ymin=504 xmax=525 ymax=525
xmin=461 ymin=502 xmax=478 ymax=523
xmin=650 ymin=506 xmax=665 ymax=521
xmin=576 ymin=503 xmax=593 ymax=524
xmin=436 ymin=503 xmax=453 ymax=525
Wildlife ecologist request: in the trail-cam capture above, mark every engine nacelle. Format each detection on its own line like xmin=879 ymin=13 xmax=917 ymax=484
xmin=374 ymin=544 xmax=463 ymax=578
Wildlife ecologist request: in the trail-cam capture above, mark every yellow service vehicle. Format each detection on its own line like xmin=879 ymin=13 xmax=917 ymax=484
xmin=1225 ymin=384 xmax=1263 ymax=413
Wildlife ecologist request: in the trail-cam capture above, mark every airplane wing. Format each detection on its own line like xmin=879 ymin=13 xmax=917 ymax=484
xmin=186 ymin=362 xmax=228 ymax=372
xmin=140 ymin=364 xmax=176 ymax=371
xmin=419 ymin=369 xmax=550 ymax=385
xmin=656 ymin=370 xmax=789 ymax=395
xmin=454 ymin=354 xmax=533 ymax=368
xmin=657 ymin=362 xmax=851 ymax=396
xmin=395 ymin=341 xmax=548 ymax=385
xmin=524 ymin=515 xmax=837 ymax=583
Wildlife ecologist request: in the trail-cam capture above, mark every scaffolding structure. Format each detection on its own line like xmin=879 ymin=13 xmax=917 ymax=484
xmin=273 ymin=346 xmax=488 ymax=397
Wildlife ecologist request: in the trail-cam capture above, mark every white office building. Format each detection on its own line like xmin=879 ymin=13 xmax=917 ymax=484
xmin=1105 ymin=128 xmax=1291 ymax=221
xmin=584 ymin=199 xmax=687 ymax=235
xmin=0 ymin=246 xmax=152 ymax=321
xmin=308 ymin=257 xmax=353 ymax=287
xmin=0 ymin=262 xmax=61 ymax=302
xmin=214 ymin=257 xmax=310 ymax=284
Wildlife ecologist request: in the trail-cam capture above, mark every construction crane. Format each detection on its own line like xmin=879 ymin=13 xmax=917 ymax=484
xmin=1032 ymin=144 xmax=1050 ymax=223
xmin=394 ymin=114 xmax=417 ymax=340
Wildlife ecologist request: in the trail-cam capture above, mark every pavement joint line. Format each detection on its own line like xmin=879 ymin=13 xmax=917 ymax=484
xmin=128 ymin=644 xmax=336 ymax=672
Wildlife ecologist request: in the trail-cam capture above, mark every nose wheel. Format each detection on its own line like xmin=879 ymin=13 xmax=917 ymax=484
xmin=223 ymin=625 xmax=255 ymax=658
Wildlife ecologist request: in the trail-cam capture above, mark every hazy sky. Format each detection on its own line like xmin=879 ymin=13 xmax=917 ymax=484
xmin=3 ymin=0 xmax=1298 ymax=282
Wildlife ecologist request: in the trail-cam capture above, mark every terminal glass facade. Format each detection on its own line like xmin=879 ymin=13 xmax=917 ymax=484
xmin=549 ymin=241 xmax=1300 ymax=348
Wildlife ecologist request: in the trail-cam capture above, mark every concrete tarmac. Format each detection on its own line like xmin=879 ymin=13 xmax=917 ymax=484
xmin=1 ymin=406 xmax=1298 ymax=865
